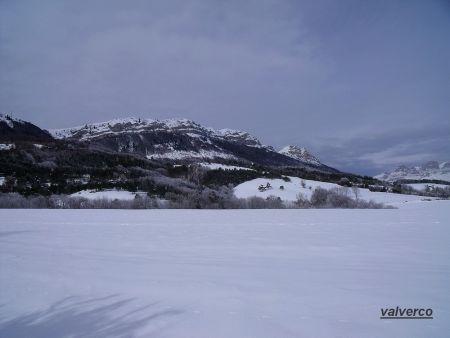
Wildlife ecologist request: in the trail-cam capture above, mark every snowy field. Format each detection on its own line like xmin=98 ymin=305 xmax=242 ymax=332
xmin=1 ymin=202 xmax=450 ymax=337
xmin=70 ymin=189 xmax=147 ymax=201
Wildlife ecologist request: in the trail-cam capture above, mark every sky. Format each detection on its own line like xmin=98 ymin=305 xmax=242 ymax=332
xmin=1 ymin=0 xmax=449 ymax=175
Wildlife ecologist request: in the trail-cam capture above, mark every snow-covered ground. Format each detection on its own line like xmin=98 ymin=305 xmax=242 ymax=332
xmin=1 ymin=203 xmax=449 ymax=337
xmin=199 ymin=162 xmax=253 ymax=171
xmin=406 ymin=183 xmax=449 ymax=191
xmin=234 ymin=177 xmax=434 ymax=207
xmin=70 ymin=189 xmax=146 ymax=200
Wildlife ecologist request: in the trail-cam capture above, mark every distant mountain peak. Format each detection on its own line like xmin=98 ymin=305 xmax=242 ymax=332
xmin=214 ymin=128 xmax=266 ymax=148
xmin=278 ymin=145 xmax=321 ymax=166
xmin=375 ymin=161 xmax=450 ymax=182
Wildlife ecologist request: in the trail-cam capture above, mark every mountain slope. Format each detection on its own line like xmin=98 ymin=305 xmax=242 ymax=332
xmin=51 ymin=118 xmax=337 ymax=171
xmin=375 ymin=161 xmax=450 ymax=182
xmin=0 ymin=114 xmax=53 ymax=143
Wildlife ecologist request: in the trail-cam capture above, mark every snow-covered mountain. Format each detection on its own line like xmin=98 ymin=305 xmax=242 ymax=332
xmin=375 ymin=161 xmax=450 ymax=182
xmin=51 ymin=118 xmax=263 ymax=145
xmin=50 ymin=117 xmax=335 ymax=170
xmin=0 ymin=114 xmax=53 ymax=142
xmin=278 ymin=145 xmax=321 ymax=166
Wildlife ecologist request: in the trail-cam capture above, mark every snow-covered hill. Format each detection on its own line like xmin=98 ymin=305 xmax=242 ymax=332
xmin=375 ymin=161 xmax=450 ymax=182
xmin=234 ymin=176 xmax=432 ymax=206
xmin=0 ymin=113 xmax=53 ymax=142
xmin=278 ymin=145 xmax=321 ymax=166
xmin=0 ymin=114 xmax=23 ymax=128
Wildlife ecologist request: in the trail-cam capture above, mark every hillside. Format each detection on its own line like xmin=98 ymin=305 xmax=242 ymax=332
xmin=0 ymin=114 xmax=390 ymax=205
xmin=0 ymin=114 xmax=53 ymax=143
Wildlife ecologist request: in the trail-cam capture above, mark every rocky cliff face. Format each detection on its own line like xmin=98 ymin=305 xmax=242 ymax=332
xmin=50 ymin=117 xmax=336 ymax=171
xmin=278 ymin=145 xmax=321 ymax=166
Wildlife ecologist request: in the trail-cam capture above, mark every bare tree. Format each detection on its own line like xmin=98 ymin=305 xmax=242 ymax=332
xmin=352 ymin=186 xmax=360 ymax=201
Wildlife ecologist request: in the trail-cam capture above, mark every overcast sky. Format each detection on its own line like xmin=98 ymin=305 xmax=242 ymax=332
xmin=1 ymin=0 xmax=449 ymax=175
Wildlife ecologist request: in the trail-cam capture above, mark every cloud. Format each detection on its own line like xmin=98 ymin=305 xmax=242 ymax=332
xmin=1 ymin=0 xmax=449 ymax=174
xmin=313 ymin=125 xmax=450 ymax=175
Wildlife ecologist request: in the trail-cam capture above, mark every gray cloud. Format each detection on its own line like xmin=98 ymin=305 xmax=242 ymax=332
xmin=312 ymin=125 xmax=450 ymax=175
xmin=1 ymin=0 xmax=449 ymax=175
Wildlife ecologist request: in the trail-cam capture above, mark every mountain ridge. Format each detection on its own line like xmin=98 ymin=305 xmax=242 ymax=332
xmin=47 ymin=116 xmax=335 ymax=171
xmin=50 ymin=117 xmax=271 ymax=149
xmin=0 ymin=114 xmax=393 ymax=200
xmin=375 ymin=161 xmax=450 ymax=183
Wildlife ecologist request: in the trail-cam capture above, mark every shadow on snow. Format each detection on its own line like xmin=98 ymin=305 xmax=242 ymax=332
xmin=0 ymin=295 xmax=183 ymax=338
